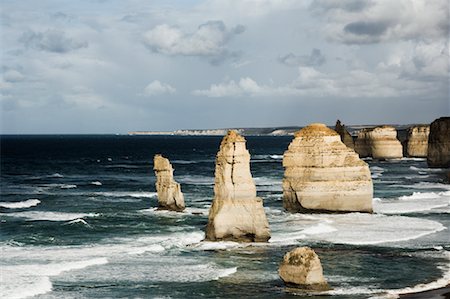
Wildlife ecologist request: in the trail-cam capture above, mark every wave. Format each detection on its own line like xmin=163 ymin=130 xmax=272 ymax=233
xmin=64 ymin=218 xmax=92 ymax=228
xmin=104 ymin=164 xmax=142 ymax=169
xmin=90 ymin=181 xmax=102 ymax=186
xmin=1 ymin=211 xmax=98 ymax=221
xmin=95 ymin=191 xmax=157 ymax=198
xmin=49 ymin=173 xmax=64 ymax=178
xmin=409 ymin=166 xmax=445 ymax=172
xmin=0 ymin=199 xmax=41 ymax=209
xmin=0 ymin=257 xmax=108 ymax=299
xmin=269 ymin=212 xmax=446 ymax=246
xmin=60 ymin=184 xmax=77 ymax=189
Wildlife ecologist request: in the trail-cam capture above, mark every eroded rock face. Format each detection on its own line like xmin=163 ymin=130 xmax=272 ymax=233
xmin=283 ymin=123 xmax=373 ymax=213
xmin=335 ymin=120 xmax=354 ymax=149
xmin=427 ymin=117 xmax=450 ymax=168
xmin=406 ymin=125 xmax=430 ymax=158
xmin=279 ymin=247 xmax=329 ymax=290
xmin=205 ymin=130 xmax=271 ymax=242
xmin=153 ymin=154 xmax=185 ymax=211
xmin=354 ymin=126 xmax=403 ymax=159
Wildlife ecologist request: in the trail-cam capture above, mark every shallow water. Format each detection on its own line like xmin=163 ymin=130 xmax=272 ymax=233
xmin=1 ymin=135 xmax=449 ymax=298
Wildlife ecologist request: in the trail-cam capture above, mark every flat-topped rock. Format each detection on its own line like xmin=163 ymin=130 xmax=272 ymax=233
xmin=406 ymin=125 xmax=429 ymax=158
xmin=427 ymin=117 xmax=450 ymax=168
xmin=279 ymin=247 xmax=329 ymax=290
xmin=205 ymin=130 xmax=271 ymax=242
xmin=283 ymin=123 xmax=373 ymax=213
xmin=355 ymin=126 xmax=403 ymax=159
xmin=153 ymin=154 xmax=185 ymax=211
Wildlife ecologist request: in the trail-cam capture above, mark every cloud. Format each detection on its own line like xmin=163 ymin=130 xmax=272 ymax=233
xmin=278 ymin=48 xmax=326 ymax=67
xmin=193 ymin=63 xmax=445 ymax=99
xmin=3 ymin=69 xmax=25 ymax=82
xmin=143 ymin=20 xmax=244 ymax=63
xmin=143 ymin=80 xmax=176 ymax=96
xmin=310 ymin=0 xmax=449 ymax=44
xmin=310 ymin=0 xmax=373 ymax=14
xmin=19 ymin=29 xmax=88 ymax=53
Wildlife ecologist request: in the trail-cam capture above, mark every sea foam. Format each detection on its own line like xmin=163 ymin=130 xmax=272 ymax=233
xmin=0 ymin=199 xmax=41 ymax=209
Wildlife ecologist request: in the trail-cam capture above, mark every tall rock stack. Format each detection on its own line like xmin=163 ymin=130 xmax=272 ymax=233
xmin=335 ymin=120 xmax=354 ymax=149
xmin=153 ymin=154 xmax=185 ymax=212
xmin=406 ymin=125 xmax=430 ymax=157
xmin=354 ymin=126 xmax=403 ymax=159
xmin=427 ymin=117 xmax=450 ymax=168
xmin=205 ymin=130 xmax=271 ymax=242
xmin=283 ymin=123 xmax=373 ymax=213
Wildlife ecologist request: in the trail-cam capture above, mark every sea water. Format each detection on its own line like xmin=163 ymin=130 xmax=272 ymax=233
xmin=1 ymin=135 xmax=449 ymax=299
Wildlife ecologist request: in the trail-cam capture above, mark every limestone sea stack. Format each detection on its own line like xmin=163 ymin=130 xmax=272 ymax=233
xmin=335 ymin=120 xmax=354 ymax=149
xmin=283 ymin=123 xmax=373 ymax=213
xmin=427 ymin=117 xmax=450 ymax=168
xmin=370 ymin=126 xmax=403 ymax=159
xmin=153 ymin=154 xmax=185 ymax=211
xmin=279 ymin=247 xmax=329 ymax=290
xmin=355 ymin=126 xmax=403 ymax=159
xmin=205 ymin=130 xmax=270 ymax=242
xmin=406 ymin=125 xmax=430 ymax=157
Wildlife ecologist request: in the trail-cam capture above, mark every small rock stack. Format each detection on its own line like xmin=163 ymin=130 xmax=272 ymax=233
xmin=154 ymin=154 xmax=185 ymax=212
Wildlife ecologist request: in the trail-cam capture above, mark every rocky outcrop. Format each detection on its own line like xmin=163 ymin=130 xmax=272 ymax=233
xmin=427 ymin=117 xmax=450 ymax=168
xmin=335 ymin=120 xmax=354 ymax=149
xmin=205 ymin=130 xmax=271 ymax=242
xmin=354 ymin=126 xmax=403 ymax=159
xmin=283 ymin=123 xmax=373 ymax=213
xmin=153 ymin=154 xmax=185 ymax=211
xmin=279 ymin=247 xmax=329 ymax=290
xmin=406 ymin=125 xmax=429 ymax=157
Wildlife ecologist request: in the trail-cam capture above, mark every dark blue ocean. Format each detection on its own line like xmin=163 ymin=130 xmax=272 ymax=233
xmin=1 ymin=135 xmax=449 ymax=299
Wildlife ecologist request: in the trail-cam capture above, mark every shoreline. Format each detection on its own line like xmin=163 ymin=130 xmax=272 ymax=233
xmin=399 ymin=284 xmax=450 ymax=298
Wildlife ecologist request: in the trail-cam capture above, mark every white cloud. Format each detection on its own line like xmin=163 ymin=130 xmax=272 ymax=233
xmin=193 ymin=63 xmax=444 ymax=98
xmin=143 ymin=80 xmax=176 ymax=96
xmin=310 ymin=0 xmax=448 ymax=44
xmin=142 ymin=20 xmax=244 ymax=62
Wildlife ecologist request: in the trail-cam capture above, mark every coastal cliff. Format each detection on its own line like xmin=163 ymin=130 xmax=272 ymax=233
xmin=205 ymin=130 xmax=271 ymax=242
xmin=282 ymin=123 xmax=373 ymax=213
xmin=427 ymin=117 xmax=450 ymax=168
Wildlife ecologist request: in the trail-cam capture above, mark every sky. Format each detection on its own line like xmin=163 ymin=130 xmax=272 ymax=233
xmin=1 ymin=0 xmax=449 ymax=134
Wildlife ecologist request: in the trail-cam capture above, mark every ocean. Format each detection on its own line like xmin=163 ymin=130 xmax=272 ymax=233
xmin=1 ymin=135 xmax=449 ymax=299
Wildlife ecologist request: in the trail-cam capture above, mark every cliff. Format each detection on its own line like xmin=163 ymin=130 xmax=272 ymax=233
xmin=427 ymin=117 xmax=450 ymax=168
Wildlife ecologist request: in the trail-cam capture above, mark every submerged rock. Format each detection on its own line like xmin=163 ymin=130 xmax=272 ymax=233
xmin=205 ymin=130 xmax=270 ymax=242
xmin=406 ymin=125 xmax=430 ymax=158
xmin=279 ymin=247 xmax=329 ymax=290
xmin=427 ymin=117 xmax=450 ymax=168
xmin=283 ymin=123 xmax=373 ymax=213
xmin=335 ymin=120 xmax=354 ymax=149
xmin=355 ymin=126 xmax=403 ymax=159
xmin=153 ymin=154 xmax=185 ymax=211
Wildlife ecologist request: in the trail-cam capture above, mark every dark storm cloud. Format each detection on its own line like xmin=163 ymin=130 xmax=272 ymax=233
xmin=344 ymin=20 xmax=390 ymax=36
xmin=19 ymin=29 xmax=88 ymax=53
xmin=278 ymin=48 xmax=326 ymax=67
